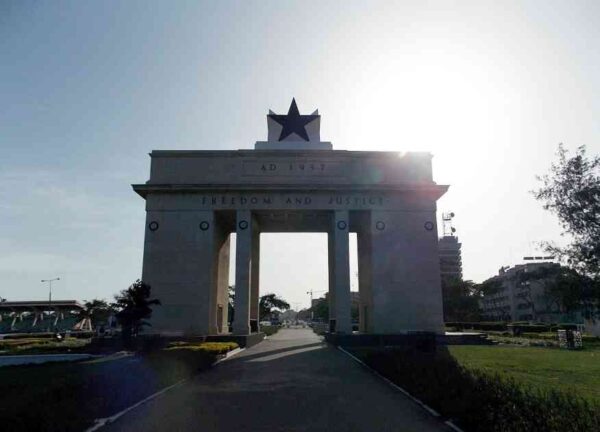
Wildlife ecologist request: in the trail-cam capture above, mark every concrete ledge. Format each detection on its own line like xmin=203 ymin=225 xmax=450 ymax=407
xmin=254 ymin=141 xmax=332 ymax=150
xmin=437 ymin=333 xmax=496 ymax=345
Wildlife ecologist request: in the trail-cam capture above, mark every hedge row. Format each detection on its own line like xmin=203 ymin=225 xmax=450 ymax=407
xmin=519 ymin=332 xmax=600 ymax=343
xmin=446 ymin=321 xmax=507 ymax=331
xmin=446 ymin=322 xmax=580 ymax=333
xmin=261 ymin=325 xmax=281 ymax=336
xmin=352 ymin=347 xmax=600 ymax=432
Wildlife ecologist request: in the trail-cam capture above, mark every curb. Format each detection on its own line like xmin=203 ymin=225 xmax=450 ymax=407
xmin=85 ymin=347 xmax=246 ymax=432
xmin=337 ymin=346 xmax=464 ymax=432
xmin=214 ymin=347 xmax=245 ymax=364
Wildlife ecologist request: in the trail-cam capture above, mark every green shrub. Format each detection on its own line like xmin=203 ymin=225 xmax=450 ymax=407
xmin=352 ymin=347 xmax=600 ymax=431
xmin=446 ymin=322 xmax=508 ymax=331
xmin=165 ymin=341 xmax=238 ymax=354
xmin=261 ymin=325 xmax=280 ymax=336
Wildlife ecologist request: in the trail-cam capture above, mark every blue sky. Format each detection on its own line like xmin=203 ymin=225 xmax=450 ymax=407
xmin=1 ymin=0 xmax=599 ymax=308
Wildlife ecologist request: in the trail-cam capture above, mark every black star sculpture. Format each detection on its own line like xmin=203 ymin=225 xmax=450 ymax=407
xmin=268 ymin=98 xmax=318 ymax=142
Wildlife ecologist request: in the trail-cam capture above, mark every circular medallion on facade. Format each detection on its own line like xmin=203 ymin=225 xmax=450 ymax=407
xmin=375 ymin=221 xmax=385 ymax=231
xmin=424 ymin=221 xmax=434 ymax=231
xmin=199 ymin=221 xmax=210 ymax=231
xmin=337 ymin=220 xmax=347 ymax=230
xmin=148 ymin=221 xmax=159 ymax=231
xmin=238 ymin=220 xmax=248 ymax=230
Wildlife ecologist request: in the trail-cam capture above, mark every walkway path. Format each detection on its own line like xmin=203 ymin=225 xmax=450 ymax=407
xmin=104 ymin=328 xmax=449 ymax=432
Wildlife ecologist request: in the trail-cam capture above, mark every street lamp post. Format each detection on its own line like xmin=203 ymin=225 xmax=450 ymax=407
xmin=41 ymin=277 xmax=60 ymax=307
xmin=306 ymin=289 xmax=326 ymax=322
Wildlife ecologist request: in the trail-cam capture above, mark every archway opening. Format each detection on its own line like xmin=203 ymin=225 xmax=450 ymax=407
xmin=228 ymin=231 xmax=359 ymax=332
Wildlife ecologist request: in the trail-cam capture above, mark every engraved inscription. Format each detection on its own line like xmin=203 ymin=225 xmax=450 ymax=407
xmin=242 ymin=160 xmax=343 ymax=177
xmin=198 ymin=193 xmax=385 ymax=209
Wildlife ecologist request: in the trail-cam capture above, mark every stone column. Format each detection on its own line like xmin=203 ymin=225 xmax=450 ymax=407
xmin=215 ymin=234 xmax=230 ymax=334
xmin=330 ymin=210 xmax=352 ymax=333
xmin=357 ymin=214 xmax=373 ymax=333
xmin=142 ymin=209 xmax=219 ymax=336
xmin=327 ymin=231 xmax=336 ymax=332
xmin=233 ymin=210 xmax=253 ymax=335
xmin=370 ymin=210 xmax=444 ymax=333
xmin=250 ymin=227 xmax=260 ymax=332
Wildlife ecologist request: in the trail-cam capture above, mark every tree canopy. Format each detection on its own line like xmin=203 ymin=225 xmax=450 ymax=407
xmin=441 ymin=278 xmax=482 ymax=322
xmin=82 ymin=299 xmax=115 ymax=326
xmin=534 ymin=144 xmax=600 ymax=277
xmin=259 ymin=293 xmax=290 ymax=319
xmin=534 ymin=144 xmax=600 ymax=318
xmin=114 ymin=279 xmax=160 ymax=340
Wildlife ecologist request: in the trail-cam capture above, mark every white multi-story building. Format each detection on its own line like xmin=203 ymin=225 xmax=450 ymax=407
xmin=479 ymin=262 xmax=581 ymax=322
xmin=439 ymin=235 xmax=463 ymax=282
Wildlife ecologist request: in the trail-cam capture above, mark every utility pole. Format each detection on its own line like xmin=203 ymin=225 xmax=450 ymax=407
xmin=41 ymin=277 xmax=60 ymax=307
xmin=306 ymin=289 xmax=326 ymax=321
xmin=306 ymin=289 xmax=326 ymax=305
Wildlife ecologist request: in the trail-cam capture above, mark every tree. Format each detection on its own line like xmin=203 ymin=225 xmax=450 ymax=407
xmin=113 ymin=280 xmax=160 ymax=342
xmin=534 ymin=144 xmax=600 ymax=319
xmin=82 ymin=299 xmax=114 ymax=329
xmin=259 ymin=293 xmax=290 ymax=320
xmin=310 ymin=294 xmax=329 ymax=322
xmin=517 ymin=264 xmax=599 ymax=320
xmin=228 ymin=285 xmax=235 ymax=324
xmin=441 ymin=278 xmax=482 ymax=322
xmin=534 ymin=144 xmax=600 ymax=277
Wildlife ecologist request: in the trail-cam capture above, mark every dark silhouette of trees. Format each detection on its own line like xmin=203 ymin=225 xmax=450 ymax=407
xmin=310 ymin=294 xmax=329 ymax=322
xmin=113 ymin=280 xmax=160 ymax=342
xmin=441 ymin=278 xmax=482 ymax=322
xmin=228 ymin=285 xmax=235 ymax=324
xmin=534 ymin=144 xmax=600 ymax=277
xmin=534 ymin=144 xmax=600 ymax=319
xmin=259 ymin=293 xmax=290 ymax=320
xmin=82 ymin=299 xmax=115 ymax=328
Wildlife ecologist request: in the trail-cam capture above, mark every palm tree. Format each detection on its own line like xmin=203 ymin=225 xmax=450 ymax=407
xmin=113 ymin=280 xmax=160 ymax=343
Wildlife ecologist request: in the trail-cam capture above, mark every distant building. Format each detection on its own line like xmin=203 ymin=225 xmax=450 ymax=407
xmin=0 ymin=300 xmax=86 ymax=334
xmin=439 ymin=236 xmax=463 ymax=282
xmin=479 ymin=262 xmax=582 ymax=323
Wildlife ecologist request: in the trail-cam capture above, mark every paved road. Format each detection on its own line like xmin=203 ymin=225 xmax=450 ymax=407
xmin=104 ymin=328 xmax=449 ymax=432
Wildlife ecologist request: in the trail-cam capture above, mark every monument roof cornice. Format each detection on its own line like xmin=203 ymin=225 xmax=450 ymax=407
xmin=148 ymin=150 xmax=434 ymax=159
xmin=132 ymin=183 xmax=448 ymax=199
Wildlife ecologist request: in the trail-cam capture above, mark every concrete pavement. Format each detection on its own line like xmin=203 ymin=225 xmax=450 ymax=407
xmin=103 ymin=328 xmax=449 ymax=432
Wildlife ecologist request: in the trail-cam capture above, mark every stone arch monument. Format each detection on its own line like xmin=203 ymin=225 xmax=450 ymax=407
xmin=133 ymin=99 xmax=448 ymax=336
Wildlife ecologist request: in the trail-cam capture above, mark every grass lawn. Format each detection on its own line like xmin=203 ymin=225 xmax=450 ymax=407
xmin=351 ymin=346 xmax=600 ymax=431
xmin=449 ymin=345 xmax=600 ymax=402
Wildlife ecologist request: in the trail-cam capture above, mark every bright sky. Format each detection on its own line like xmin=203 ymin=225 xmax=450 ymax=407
xmin=1 ymin=1 xmax=599 ymax=310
